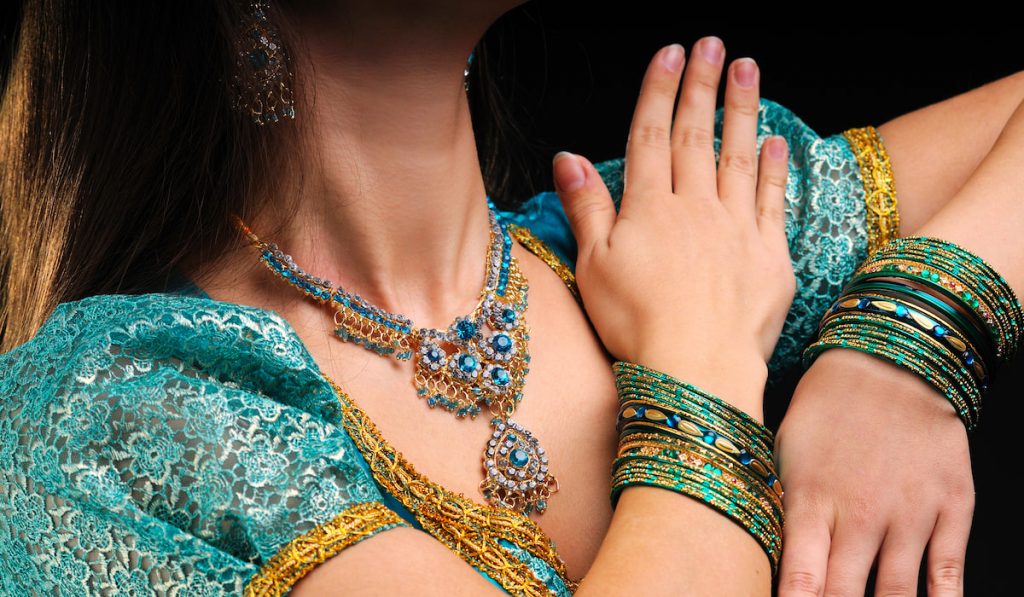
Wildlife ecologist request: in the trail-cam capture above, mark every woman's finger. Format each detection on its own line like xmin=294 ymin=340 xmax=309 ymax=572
xmin=754 ymin=136 xmax=790 ymax=247
xmin=822 ymin=519 xmax=886 ymax=597
xmin=552 ymin=152 xmax=616 ymax=263
xmin=621 ymin=43 xmax=685 ymax=212
xmin=670 ymin=35 xmax=724 ymax=200
xmin=926 ymin=500 xmax=973 ymax=596
xmin=873 ymin=518 xmax=934 ymax=597
xmin=777 ymin=499 xmax=832 ymax=597
xmin=718 ymin=57 xmax=762 ymax=221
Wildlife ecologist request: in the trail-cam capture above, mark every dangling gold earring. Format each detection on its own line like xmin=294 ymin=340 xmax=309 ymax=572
xmin=229 ymin=0 xmax=296 ymax=125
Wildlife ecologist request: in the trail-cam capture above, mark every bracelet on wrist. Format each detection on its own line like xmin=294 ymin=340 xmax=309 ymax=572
xmin=610 ymin=360 xmax=783 ymax=575
xmin=804 ymin=235 xmax=1022 ymax=431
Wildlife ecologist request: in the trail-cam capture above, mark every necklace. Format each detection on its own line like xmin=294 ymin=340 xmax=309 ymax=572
xmin=231 ymin=199 xmax=559 ymax=516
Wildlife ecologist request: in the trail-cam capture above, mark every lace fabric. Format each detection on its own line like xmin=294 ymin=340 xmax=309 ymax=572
xmin=0 ymin=96 xmax=892 ymax=594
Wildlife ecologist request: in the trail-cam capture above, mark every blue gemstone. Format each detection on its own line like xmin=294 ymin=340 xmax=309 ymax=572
xmin=492 ymin=333 xmax=513 ymax=352
xmin=501 ymin=308 xmax=517 ymax=323
xmin=703 ymin=431 xmax=717 ymax=444
xmin=507 ymin=433 xmax=516 ymax=442
xmin=490 ymin=367 xmax=510 ymax=386
xmin=895 ymin=305 xmax=909 ymax=317
xmin=738 ymin=451 xmax=753 ymax=465
xmin=767 ymin=473 xmax=778 ymax=486
xmin=458 ymin=354 xmax=478 ymax=373
xmin=456 ymin=320 xmax=478 ymax=340
xmin=427 ymin=348 xmax=442 ymax=362
xmin=249 ymin=49 xmax=269 ymax=69
xmin=666 ymin=414 xmax=680 ymax=428
xmin=510 ymin=448 xmax=529 ymax=467
xmin=857 ymin=298 xmax=870 ymax=309
xmin=634 ymin=406 xmax=646 ymax=418
xmin=933 ymin=325 xmax=947 ymax=337
xmin=965 ymin=352 xmax=975 ymax=365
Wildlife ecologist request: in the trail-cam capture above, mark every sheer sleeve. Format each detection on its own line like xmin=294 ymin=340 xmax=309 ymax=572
xmin=0 ymin=293 xmax=412 ymax=595
xmin=498 ymin=97 xmax=898 ymax=383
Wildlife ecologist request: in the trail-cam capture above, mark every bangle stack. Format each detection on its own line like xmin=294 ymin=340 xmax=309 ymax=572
xmin=610 ymin=360 xmax=784 ymax=575
xmin=803 ymin=235 xmax=1022 ymax=431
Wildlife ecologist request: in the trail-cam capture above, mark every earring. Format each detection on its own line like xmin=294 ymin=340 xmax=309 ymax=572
xmin=230 ymin=0 xmax=296 ymax=125
xmin=464 ymin=50 xmax=475 ymax=92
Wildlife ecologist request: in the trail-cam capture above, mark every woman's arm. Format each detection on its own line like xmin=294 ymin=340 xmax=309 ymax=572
xmin=778 ymin=94 xmax=1024 ymax=597
xmin=878 ymin=69 xmax=1024 ymax=235
xmin=293 ymin=36 xmax=792 ymax=596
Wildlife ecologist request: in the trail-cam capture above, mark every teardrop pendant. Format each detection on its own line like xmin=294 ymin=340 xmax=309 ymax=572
xmin=480 ymin=417 xmax=558 ymax=516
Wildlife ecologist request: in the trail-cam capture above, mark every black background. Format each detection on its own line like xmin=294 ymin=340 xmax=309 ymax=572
xmin=492 ymin=5 xmax=1021 ymax=595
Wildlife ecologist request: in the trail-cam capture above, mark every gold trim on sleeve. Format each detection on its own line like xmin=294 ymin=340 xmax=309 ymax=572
xmin=324 ymin=374 xmax=582 ymax=596
xmin=243 ymin=500 xmax=409 ymax=597
xmin=505 ymin=222 xmax=582 ymax=307
xmin=841 ymin=125 xmax=901 ymax=255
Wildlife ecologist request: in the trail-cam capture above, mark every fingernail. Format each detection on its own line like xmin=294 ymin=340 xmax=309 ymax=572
xmin=553 ymin=151 xmax=586 ymax=192
xmin=768 ymin=137 xmax=786 ymax=159
xmin=700 ymin=36 xmax=723 ymax=64
xmin=735 ymin=58 xmax=757 ymax=88
xmin=661 ymin=44 xmax=684 ymax=72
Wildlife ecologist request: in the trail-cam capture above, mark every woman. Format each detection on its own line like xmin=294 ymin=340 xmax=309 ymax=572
xmin=2 ymin=1 xmax=1022 ymax=595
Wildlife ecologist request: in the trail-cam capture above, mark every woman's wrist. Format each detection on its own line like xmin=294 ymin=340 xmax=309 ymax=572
xmin=630 ymin=344 xmax=767 ymax=423
xmin=609 ymin=359 xmax=784 ymax=574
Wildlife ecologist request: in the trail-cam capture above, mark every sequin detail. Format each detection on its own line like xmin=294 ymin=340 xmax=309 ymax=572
xmin=841 ymin=125 xmax=900 ymax=254
xmin=506 ymin=222 xmax=581 ymax=306
xmin=244 ymin=501 xmax=409 ymax=596
xmin=325 ymin=374 xmax=581 ymax=596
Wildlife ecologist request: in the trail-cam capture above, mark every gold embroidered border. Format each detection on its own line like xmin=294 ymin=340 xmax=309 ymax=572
xmin=324 ymin=375 xmax=582 ymax=596
xmin=841 ymin=125 xmax=901 ymax=255
xmin=506 ymin=223 xmax=582 ymax=307
xmin=243 ymin=500 xmax=409 ymax=597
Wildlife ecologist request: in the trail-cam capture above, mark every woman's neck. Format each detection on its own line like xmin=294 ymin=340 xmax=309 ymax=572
xmin=204 ymin=2 xmax=521 ymax=330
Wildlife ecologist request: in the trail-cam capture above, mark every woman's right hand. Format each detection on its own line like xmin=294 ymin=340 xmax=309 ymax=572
xmin=551 ymin=36 xmax=795 ymax=419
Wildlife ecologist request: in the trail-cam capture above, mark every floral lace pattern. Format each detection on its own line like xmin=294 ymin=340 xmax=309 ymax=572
xmin=0 ymin=293 xmax=412 ymax=595
xmin=497 ymin=97 xmax=878 ymax=383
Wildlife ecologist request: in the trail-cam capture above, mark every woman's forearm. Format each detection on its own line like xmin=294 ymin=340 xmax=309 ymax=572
xmin=576 ymin=485 xmax=770 ymax=595
xmin=912 ymin=96 xmax=1024 ymax=292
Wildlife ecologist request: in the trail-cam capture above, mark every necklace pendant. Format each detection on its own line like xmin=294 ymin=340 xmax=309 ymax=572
xmin=479 ymin=416 xmax=558 ymax=516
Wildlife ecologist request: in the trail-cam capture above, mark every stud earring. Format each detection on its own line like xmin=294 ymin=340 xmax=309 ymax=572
xmin=464 ymin=50 xmax=475 ymax=92
xmin=230 ymin=0 xmax=296 ymax=125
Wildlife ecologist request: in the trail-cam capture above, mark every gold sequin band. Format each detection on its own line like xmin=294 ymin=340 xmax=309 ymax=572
xmin=841 ymin=125 xmax=900 ymax=255
xmin=244 ymin=500 xmax=410 ymax=597
xmin=325 ymin=374 xmax=581 ymax=595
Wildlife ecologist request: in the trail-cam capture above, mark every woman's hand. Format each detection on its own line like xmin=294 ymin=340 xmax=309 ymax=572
xmin=551 ymin=36 xmax=796 ymax=417
xmin=776 ymin=348 xmax=974 ymax=597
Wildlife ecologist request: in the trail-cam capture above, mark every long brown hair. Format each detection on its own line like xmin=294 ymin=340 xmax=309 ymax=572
xmin=0 ymin=0 xmax=544 ymax=353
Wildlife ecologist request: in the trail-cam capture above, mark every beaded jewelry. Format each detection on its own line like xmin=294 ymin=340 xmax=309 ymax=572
xmin=231 ymin=199 xmax=559 ymax=516
xmin=804 ymin=235 xmax=1023 ymax=432
xmin=610 ymin=360 xmax=785 ymax=575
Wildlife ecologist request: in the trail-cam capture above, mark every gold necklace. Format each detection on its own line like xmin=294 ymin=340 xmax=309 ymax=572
xmin=231 ymin=202 xmax=559 ymax=515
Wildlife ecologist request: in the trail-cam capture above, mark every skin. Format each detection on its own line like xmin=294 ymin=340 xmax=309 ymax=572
xmin=193 ymin=10 xmax=790 ymax=592
xmin=778 ymin=69 xmax=1024 ymax=597
xmin=183 ymin=0 xmax=1024 ymax=592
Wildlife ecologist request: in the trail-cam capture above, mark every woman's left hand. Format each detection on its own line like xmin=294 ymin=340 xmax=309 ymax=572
xmin=775 ymin=347 xmax=974 ymax=597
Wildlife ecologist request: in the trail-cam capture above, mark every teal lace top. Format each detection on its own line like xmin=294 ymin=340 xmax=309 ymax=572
xmin=0 ymin=98 xmax=897 ymax=595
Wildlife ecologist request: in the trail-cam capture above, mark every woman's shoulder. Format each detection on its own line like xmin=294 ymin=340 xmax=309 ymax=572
xmin=0 ymin=290 xmax=412 ymax=593
xmin=1 ymin=290 xmax=341 ymax=421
